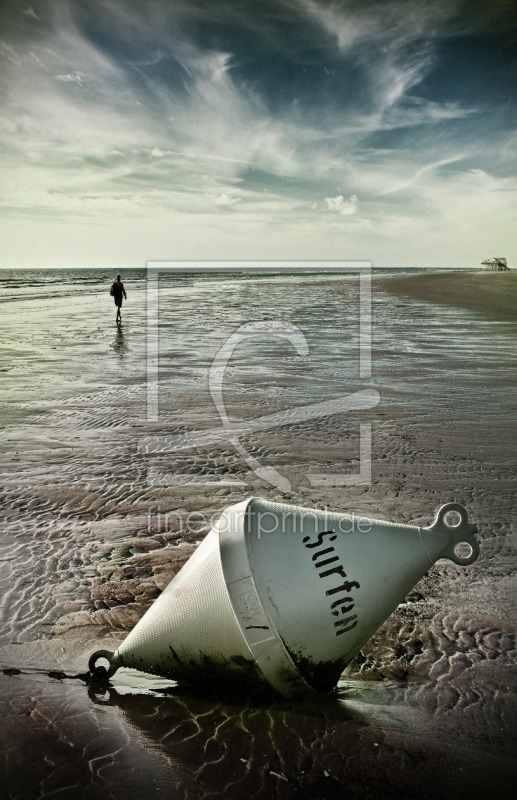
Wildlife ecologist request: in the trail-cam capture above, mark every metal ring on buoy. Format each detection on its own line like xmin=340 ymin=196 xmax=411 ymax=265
xmin=427 ymin=502 xmax=480 ymax=566
xmin=88 ymin=649 xmax=118 ymax=680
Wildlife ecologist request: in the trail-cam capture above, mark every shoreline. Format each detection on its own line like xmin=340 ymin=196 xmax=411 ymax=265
xmin=376 ymin=270 xmax=517 ymax=322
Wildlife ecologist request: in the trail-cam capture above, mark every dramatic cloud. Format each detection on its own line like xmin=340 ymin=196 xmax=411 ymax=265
xmin=0 ymin=0 xmax=516 ymax=267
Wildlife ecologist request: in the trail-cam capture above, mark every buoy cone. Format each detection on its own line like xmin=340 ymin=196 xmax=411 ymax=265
xmin=89 ymin=498 xmax=479 ymax=697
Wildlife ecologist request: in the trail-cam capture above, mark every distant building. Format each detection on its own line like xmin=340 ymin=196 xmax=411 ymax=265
xmin=481 ymin=257 xmax=509 ymax=271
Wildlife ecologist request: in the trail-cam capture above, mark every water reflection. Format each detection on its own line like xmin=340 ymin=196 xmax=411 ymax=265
xmin=84 ymin=679 xmax=515 ymax=799
xmin=85 ymin=681 xmax=373 ymax=799
xmin=112 ymin=323 xmax=128 ymax=358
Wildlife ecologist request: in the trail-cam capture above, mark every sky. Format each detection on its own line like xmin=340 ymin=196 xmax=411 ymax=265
xmin=0 ymin=0 xmax=516 ymax=269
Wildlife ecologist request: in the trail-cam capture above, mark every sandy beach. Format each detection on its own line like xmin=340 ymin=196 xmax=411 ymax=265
xmin=379 ymin=269 xmax=517 ymax=321
xmin=0 ymin=268 xmax=515 ymax=799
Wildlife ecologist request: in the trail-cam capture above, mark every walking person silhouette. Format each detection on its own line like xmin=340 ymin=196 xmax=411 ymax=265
xmin=110 ymin=274 xmax=127 ymax=324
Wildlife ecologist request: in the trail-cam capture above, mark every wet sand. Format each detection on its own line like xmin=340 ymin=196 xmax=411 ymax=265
xmin=379 ymin=269 xmax=517 ymax=321
xmin=0 ymin=270 xmax=516 ymax=798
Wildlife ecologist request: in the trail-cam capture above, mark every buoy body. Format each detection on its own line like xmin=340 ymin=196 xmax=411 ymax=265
xmin=90 ymin=498 xmax=479 ymax=697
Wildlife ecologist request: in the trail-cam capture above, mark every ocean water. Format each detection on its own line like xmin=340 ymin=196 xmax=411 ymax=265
xmin=0 ymin=267 xmax=515 ymax=798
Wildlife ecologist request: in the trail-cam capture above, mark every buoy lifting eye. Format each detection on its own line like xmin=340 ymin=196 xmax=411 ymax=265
xmin=88 ymin=650 xmax=117 ymax=680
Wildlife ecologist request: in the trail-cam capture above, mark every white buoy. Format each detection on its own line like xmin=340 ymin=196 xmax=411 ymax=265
xmin=89 ymin=498 xmax=479 ymax=697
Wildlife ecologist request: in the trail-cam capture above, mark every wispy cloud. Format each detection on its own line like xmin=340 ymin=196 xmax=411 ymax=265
xmin=23 ymin=7 xmax=39 ymax=21
xmin=0 ymin=0 xmax=516 ymax=267
xmin=55 ymin=71 xmax=85 ymax=85
xmin=378 ymin=156 xmax=466 ymax=196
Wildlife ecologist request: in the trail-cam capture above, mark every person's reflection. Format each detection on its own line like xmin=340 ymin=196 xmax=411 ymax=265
xmin=112 ymin=323 xmax=128 ymax=357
